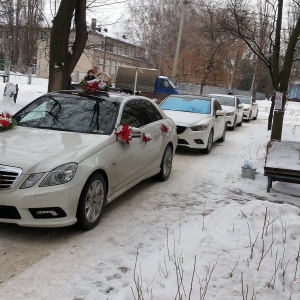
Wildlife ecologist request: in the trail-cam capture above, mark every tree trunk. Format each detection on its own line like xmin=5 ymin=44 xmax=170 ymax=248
xmin=271 ymin=109 xmax=285 ymax=139
xmin=48 ymin=0 xmax=87 ymax=92
xmin=268 ymin=94 xmax=275 ymax=131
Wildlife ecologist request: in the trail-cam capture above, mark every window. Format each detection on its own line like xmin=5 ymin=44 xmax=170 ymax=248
xmin=160 ymin=80 xmax=170 ymax=88
xmin=120 ymin=100 xmax=145 ymax=128
xmin=14 ymin=94 xmax=119 ymax=135
xmin=136 ymin=100 xmax=163 ymax=124
xmin=213 ymin=101 xmax=222 ymax=114
xmin=109 ymin=43 xmax=114 ymax=52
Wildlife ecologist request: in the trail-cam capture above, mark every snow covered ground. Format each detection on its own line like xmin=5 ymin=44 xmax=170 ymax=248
xmin=0 ymin=83 xmax=299 ymax=300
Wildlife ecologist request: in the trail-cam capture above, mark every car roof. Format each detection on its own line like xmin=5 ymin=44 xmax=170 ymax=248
xmin=234 ymin=95 xmax=251 ymax=97
xmin=209 ymin=94 xmax=236 ymax=98
xmin=49 ymin=90 xmax=131 ymax=104
xmin=167 ymin=94 xmax=212 ymax=100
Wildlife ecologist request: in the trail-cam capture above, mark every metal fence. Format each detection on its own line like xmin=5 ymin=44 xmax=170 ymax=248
xmin=176 ymin=82 xmax=266 ymax=100
xmin=1 ymin=64 xmax=266 ymax=100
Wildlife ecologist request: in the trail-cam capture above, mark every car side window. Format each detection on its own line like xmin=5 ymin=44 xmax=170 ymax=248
xmin=213 ymin=101 xmax=217 ymax=115
xmin=160 ymin=79 xmax=170 ymax=88
xmin=120 ymin=100 xmax=145 ymax=128
xmin=136 ymin=99 xmax=163 ymax=125
xmin=214 ymin=101 xmax=222 ymax=113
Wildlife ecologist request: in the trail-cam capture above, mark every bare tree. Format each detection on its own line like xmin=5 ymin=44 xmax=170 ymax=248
xmin=219 ymin=0 xmax=300 ymax=140
xmin=0 ymin=0 xmax=44 ymax=66
xmin=124 ymin=0 xmax=181 ymax=75
xmin=48 ymin=0 xmax=88 ymax=92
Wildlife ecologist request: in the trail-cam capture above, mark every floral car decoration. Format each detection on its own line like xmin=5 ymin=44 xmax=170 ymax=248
xmin=114 ymin=125 xmax=132 ymax=144
xmin=81 ymin=72 xmax=112 ymax=92
xmin=0 ymin=112 xmax=18 ymax=132
xmin=161 ymin=124 xmax=169 ymax=134
xmin=141 ymin=133 xmax=152 ymax=145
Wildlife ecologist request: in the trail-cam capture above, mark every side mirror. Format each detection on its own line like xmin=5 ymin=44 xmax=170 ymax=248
xmin=238 ymin=104 xmax=244 ymax=109
xmin=215 ymin=110 xmax=225 ymax=117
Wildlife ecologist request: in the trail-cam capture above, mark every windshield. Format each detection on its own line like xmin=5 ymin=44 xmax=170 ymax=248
xmin=160 ymin=96 xmax=211 ymax=114
xmin=212 ymin=96 xmax=235 ymax=107
xmin=167 ymin=78 xmax=177 ymax=89
xmin=238 ymin=96 xmax=251 ymax=104
xmin=14 ymin=93 xmax=120 ymax=135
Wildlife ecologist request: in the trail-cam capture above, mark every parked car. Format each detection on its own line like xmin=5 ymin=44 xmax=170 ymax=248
xmin=0 ymin=91 xmax=177 ymax=230
xmin=209 ymin=94 xmax=244 ymax=130
xmin=160 ymin=95 xmax=226 ymax=154
xmin=235 ymin=95 xmax=259 ymax=121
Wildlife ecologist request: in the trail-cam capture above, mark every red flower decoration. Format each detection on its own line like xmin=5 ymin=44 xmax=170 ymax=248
xmin=0 ymin=112 xmax=17 ymax=132
xmin=142 ymin=133 xmax=152 ymax=145
xmin=161 ymin=124 xmax=169 ymax=133
xmin=114 ymin=125 xmax=132 ymax=143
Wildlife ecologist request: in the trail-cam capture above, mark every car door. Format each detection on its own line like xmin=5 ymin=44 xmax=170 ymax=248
xmin=114 ymin=99 xmax=147 ymax=191
xmin=136 ymin=99 xmax=165 ymax=171
xmin=251 ymin=98 xmax=258 ymax=117
xmin=212 ymin=100 xmax=223 ymax=139
xmin=236 ymin=97 xmax=244 ymax=123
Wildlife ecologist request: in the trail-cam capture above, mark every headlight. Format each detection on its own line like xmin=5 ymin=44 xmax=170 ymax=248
xmin=40 ymin=163 xmax=78 ymax=187
xmin=226 ymin=112 xmax=235 ymax=116
xmin=20 ymin=173 xmax=44 ymax=189
xmin=244 ymin=108 xmax=249 ymax=111
xmin=190 ymin=124 xmax=209 ymax=131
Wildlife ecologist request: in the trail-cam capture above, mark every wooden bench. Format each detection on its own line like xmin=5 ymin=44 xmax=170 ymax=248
xmin=264 ymin=140 xmax=300 ymax=192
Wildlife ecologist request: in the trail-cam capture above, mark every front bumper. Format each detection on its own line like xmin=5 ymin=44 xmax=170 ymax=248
xmin=0 ymin=170 xmax=86 ymax=227
xmin=226 ymin=115 xmax=235 ymax=127
xmin=177 ymin=127 xmax=210 ymax=149
xmin=243 ymin=110 xmax=250 ymax=120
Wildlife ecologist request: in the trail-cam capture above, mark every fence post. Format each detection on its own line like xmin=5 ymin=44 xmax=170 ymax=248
xmin=5 ymin=61 xmax=10 ymax=82
xmin=27 ymin=67 xmax=32 ymax=85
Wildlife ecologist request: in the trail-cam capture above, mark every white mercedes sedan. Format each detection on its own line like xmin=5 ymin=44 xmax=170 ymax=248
xmin=209 ymin=94 xmax=244 ymax=130
xmin=160 ymin=95 xmax=226 ymax=154
xmin=0 ymin=91 xmax=177 ymax=230
xmin=235 ymin=95 xmax=259 ymax=121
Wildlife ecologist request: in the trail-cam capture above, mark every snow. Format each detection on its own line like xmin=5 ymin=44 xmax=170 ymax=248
xmin=266 ymin=140 xmax=300 ymax=171
xmin=0 ymin=84 xmax=300 ymax=300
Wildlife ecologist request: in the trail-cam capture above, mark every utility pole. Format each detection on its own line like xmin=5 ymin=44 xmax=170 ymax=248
xmin=171 ymin=0 xmax=188 ymax=81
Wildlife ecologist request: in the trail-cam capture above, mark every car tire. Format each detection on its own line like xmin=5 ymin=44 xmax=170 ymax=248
xmin=247 ymin=112 xmax=252 ymax=122
xmin=218 ymin=125 xmax=226 ymax=142
xmin=253 ymin=111 xmax=258 ymax=120
xmin=203 ymin=130 xmax=213 ymax=154
xmin=77 ymin=173 xmax=107 ymax=230
xmin=230 ymin=116 xmax=237 ymax=131
xmin=237 ymin=118 xmax=243 ymax=127
xmin=156 ymin=144 xmax=173 ymax=181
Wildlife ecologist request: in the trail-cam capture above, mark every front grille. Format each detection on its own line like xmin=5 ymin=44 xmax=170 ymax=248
xmin=0 ymin=165 xmax=22 ymax=190
xmin=176 ymin=126 xmax=187 ymax=134
xmin=0 ymin=205 xmax=21 ymax=219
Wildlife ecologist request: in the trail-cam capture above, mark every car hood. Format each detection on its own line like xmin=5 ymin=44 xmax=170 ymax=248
xmin=221 ymin=105 xmax=236 ymax=113
xmin=242 ymin=104 xmax=251 ymax=109
xmin=163 ymin=110 xmax=211 ymax=127
xmin=0 ymin=127 xmax=112 ymax=174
